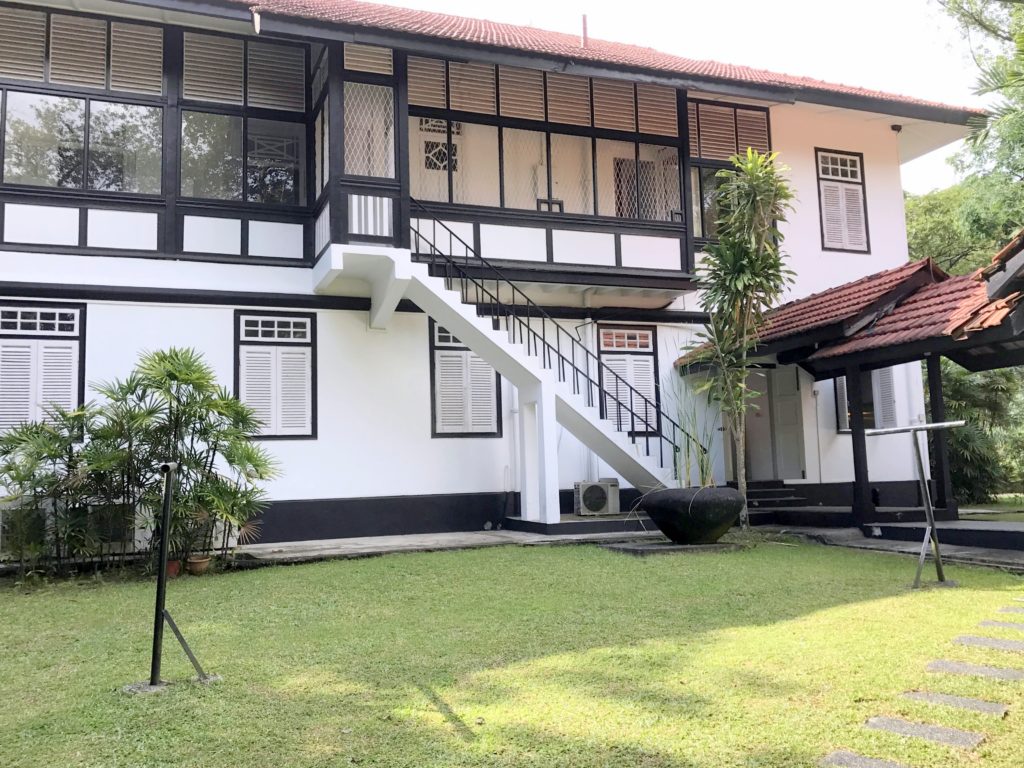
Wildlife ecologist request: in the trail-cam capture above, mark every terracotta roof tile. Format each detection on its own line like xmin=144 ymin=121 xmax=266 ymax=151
xmin=758 ymin=260 xmax=939 ymax=345
xmin=232 ymin=0 xmax=982 ymax=116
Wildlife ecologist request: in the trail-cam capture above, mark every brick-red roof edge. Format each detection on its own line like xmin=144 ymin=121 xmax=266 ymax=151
xmin=222 ymin=0 xmax=982 ymax=118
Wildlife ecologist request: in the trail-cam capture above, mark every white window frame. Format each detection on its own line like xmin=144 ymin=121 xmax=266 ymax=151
xmin=235 ymin=311 xmax=315 ymax=439
xmin=429 ymin=321 xmax=501 ymax=438
xmin=0 ymin=303 xmax=84 ymax=433
xmin=816 ymin=148 xmax=869 ymax=253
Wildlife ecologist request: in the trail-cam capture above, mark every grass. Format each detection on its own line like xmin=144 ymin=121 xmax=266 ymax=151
xmin=1 ymin=541 xmax=1023 ymax=767
xmin=962 ymin=495 xmax=1024 ymax=522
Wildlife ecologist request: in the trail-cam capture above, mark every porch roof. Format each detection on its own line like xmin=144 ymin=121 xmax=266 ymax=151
xmin=214 ymin=0 xmax=981 ymax=122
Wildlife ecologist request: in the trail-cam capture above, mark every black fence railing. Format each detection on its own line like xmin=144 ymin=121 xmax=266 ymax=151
xmin=410 ymin=199 xmax=704 ymax=475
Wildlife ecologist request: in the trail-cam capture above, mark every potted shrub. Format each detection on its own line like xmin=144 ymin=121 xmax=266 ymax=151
xmin=642 ymin=148 xmax=794 ymax=540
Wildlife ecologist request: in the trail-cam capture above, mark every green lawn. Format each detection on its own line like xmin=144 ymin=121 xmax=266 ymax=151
xmin=963 ymin=495 xmax=1024 ymax=522
xmin=1 ymin=542 xmax=1023 ymax=768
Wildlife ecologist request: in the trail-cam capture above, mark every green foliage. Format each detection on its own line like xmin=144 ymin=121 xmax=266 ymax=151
xmin=0 ymin=348 xmax=277 ymax=575
xmin=695 ymin=148 xmax=794 ymax=526
xmin=931 ymin=359 xmax=1024 ymax=502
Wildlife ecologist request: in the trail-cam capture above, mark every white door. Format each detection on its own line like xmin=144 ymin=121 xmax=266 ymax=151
xmin=745 ymin=369 xmax=775 ymax=481
xmin=771 ymin=367 xmax=805 ymax=480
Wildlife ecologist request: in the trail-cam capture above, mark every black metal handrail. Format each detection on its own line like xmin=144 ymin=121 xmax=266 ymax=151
xmin=409 ymin=199 xmax=705 ymax=474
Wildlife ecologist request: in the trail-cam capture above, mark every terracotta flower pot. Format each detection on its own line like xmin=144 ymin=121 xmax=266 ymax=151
xmin=166 ymin=559 xmax=182 ymax=579
xmin=186 ymin=555 xmax=212 ymax=576
xmin=639 ymin=486 xmax=745 ymax=544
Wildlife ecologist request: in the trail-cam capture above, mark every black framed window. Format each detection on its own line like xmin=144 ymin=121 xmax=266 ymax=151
xmin=235 ymin=311 xmax=316 ymax=439
xmin=816 ymin=148 xmax=869 ymax=253
xmin=428 ymin=320 xmax=501 ymax=438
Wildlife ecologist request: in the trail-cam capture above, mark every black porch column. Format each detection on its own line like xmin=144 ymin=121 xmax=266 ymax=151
xmin=926 ymin=355 xmax=955 ymax=514
xmin=846 ymin=366 xmax=875 ymax=524
xmin=326 ymin=42 xmax=347 ymax=245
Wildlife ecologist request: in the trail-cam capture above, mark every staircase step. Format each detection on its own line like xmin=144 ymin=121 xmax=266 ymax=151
xmin=774 ymin=508 xmax=855 ymax=527
xmin=862 ymin=521 xmax=1024 ymax=551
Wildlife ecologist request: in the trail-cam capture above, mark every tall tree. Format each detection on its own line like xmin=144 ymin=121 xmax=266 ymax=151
xmin=697 ymin=149 xmax=793 ymax=528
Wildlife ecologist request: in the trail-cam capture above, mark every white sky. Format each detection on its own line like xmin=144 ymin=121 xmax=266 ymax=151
xmin=389 ymin=0 xmax=989 ymax=194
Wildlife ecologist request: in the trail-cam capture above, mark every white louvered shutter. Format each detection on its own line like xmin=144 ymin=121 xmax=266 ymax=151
xmin=110 ymin=23 xmax=163 ymax=94
xmin=0 ymin=341 xmax=35 ymax=431
xmin=435 ymin=350 xmax=468 ymax=433
xmin=344 ymin=43 xmax=393 ymax=75
xmin=546 ymin=73 xmax=591 ymax=126
xmin=277 ymin=347 xmax=312 ymax=435
xmin=629 ymin=356 xmax=657 ymax=431
xmin=592 ymin=79 xmax=636 ymax=132
xmin=240 ymin=346 xmax=275 ymax=433
xmin=602 ymin=355 xmax=630 ymax=427
xmin=448 ymin=62 xmax=496 ymax=114
xmin=820 ymin=181 xmax=867 ymax=251
xmin=183 ymin=33 xmax=243 ymax=104
xmin=408 ymin=56 xmax=446 ymax=108
xmin=637 ymin=84 xmax=677 ymax=137
xmin=37 ymin=341 xmax=78 ymax=418
xmin=736 ymin=109 xmax=770 ymax=153
xmin=498 ymin=66 xmax=545 ymax=120
xmin=697 ymin=103 xmax=738 ymax=160
xmin=467 ymin=354 xmax=498 ymax=433
xmin=873 ymin=368 xmax=897 ymax=429
xmin=248 ymin=42 xmax=306 ymax=111
xmin=0 ymin=7 xmax=46 ymax=82
xmin=686 ymin=101 xmax=699 ymax=156
xmin=49 ymin=14 xmax=108 ymax=88
xmin=835 ymin=376 xmax=849 ymax=431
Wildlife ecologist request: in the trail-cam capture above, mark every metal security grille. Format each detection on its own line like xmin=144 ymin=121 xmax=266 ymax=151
xmin=110 ymin=22 xmax=164 ymax=94
xmin=501 ymin=127 xmax=546 ymax=209
xmin=0 ymin=7 xmax=46 ymax=82
xmin=343 ymin=82 xmax=395 ymax=178
xmin=247 ymin=42 xmax=306 ymax=112
xmin=550 ymin=133 xmax=593 ymax=215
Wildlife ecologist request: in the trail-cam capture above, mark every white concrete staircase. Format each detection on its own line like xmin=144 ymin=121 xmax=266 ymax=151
xmin=314 ymin=240 xmax=682 ymax=521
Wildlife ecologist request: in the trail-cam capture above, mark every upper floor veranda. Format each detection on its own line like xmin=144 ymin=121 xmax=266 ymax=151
xmin=0 ymin=0 xmax=976 ymax=298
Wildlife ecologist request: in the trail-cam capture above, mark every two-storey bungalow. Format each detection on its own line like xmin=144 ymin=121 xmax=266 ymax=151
xmin=0 ymin=0 xmax=980 ymax=543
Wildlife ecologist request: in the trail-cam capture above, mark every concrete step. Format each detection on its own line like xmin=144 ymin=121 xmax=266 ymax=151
xmin=773 ymin=508 xmax=855 ymax=527
xmin=863 ymin=520 xmax=1024 ymax=552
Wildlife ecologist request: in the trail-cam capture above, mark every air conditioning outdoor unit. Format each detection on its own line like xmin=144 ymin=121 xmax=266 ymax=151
xmin=574 ymin=479 xmax=620 ymax=516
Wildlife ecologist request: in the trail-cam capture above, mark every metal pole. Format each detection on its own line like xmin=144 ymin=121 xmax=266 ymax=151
xmin=911 ymin=433 xmax=946 ymax=588
xmin=149 ymin=462 xmax=177 ymax=687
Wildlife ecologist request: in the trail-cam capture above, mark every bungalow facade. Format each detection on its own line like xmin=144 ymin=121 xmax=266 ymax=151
xmin=0 ymin=0 xmax=980 ymax=543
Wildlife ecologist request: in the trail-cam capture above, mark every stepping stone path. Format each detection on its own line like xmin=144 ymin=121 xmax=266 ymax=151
xmin=820 ymin=751 xmax=908 ymax=767
xmin=822 ymin=600 xmax=1024 ymax=766
xmin=955 ymin=635 xmax=1024 ymax=653
xmin=901 ymin=690 xmax=1008 ymax=717
xmin=927 ymin=659 xmax=1024 ymax=680
xmin=864 ymin=716 xmax=985 ymax=749
xmin=980 ymin=619 xmax=1024 ymax=632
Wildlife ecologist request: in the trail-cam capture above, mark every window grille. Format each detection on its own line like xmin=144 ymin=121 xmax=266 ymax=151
xmin=0 ymin=307 xmax=80 ymax=336
xmin=343 ymin=82 xmax=395 ymax=178
xmin=239 ymin=315 xmax=311 ymax=342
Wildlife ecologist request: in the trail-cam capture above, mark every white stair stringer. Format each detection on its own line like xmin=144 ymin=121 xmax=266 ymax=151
xmin=314 ymin=243 xmax=677 ymax=494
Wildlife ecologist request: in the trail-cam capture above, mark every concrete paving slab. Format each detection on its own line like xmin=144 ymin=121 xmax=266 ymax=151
xmin=998 ymin=606 xmax=1024 ymax=614
xmin=864 ymin=716 xmax=984 ymax=749
xmin=820 ymin=751 xmax=908 ymax=768
xmin=902 ymin=691 xmax=1008 ymax=717
xmin=927 ymin=659 xmax=1024 ymax=681
xmin=955 ymin=635 xmax=1024 ymax=653
xmin=981 ymin=620 xmax=1024 ymax=632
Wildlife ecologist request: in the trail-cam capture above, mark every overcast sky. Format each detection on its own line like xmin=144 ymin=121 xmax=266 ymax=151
xmin=391 ymin=0 xmax=988 ymax=194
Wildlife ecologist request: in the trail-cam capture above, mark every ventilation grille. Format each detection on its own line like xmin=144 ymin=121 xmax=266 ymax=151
xmin=248 ymin=42 xmax=305 ymax=111
xmin=546 ymin=72 xmax=591 ymax=126
xmin=183 ymin=33 xmax=243 ymax=104
xmin=408 ymin=56 xmax=446 ymax=108
xmin=697 ymin=103 xmax=737 ymax=160
xmin=498 ymin=66 xmax=545 ymax=120
xmin=0 ymin=7 xmax=46 ymax=82
xmin=593 ymin=79 xmax=635 ymax=132
xmin=49 ymin=14 xmax=107 ymax=88
xmin=736 ymin=108 xmax=770 ymax=153
xmin=637 ymin=84 xmax=677 ymax=137
xmin=344 ymin=43 xmax=393 ymax=75
xmin=686 ymin=101 xmax=699 ymax=155
xmin=110 ymin=23 xmax=163 ymax=94
xmin=448 ymin=61 xmax=496 ymax=114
